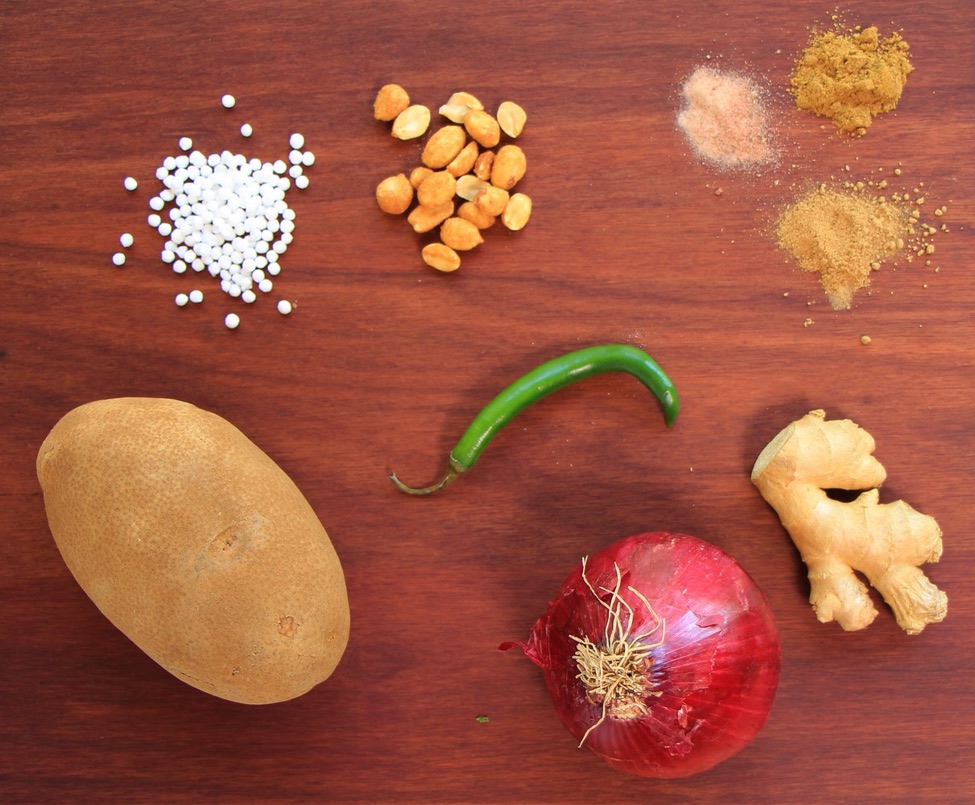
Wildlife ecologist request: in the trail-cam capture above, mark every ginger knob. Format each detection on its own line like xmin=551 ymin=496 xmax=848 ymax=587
xmin=751 ymin=409 xmax=947 ymax=634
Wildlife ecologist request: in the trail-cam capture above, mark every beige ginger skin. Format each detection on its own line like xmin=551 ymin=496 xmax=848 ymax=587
xmin=751 ymin=409 xmax=947 ymax=634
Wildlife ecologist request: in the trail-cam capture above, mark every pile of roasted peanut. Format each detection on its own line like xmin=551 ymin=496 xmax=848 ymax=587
xmin=373 ymin=85 xmax=531 ymax=273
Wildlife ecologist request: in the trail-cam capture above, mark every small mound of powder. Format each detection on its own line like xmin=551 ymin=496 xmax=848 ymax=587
xmin=776 ymin=185 xmax=910 ymax=310
xmin=677 ymin=66 xmax=775 ymax=170
xmin=790 ymin=24 xmax=913 ymax=135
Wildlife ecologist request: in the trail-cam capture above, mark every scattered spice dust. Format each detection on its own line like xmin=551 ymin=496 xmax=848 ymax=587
xmin=669 ymin=18 xmax=944 ymax=318
xmin=775 ymin=170 xmax=945 ymax=310
xmin=790 ymin=21 xmax=913 ymax=135
xmin=677 ymin=66 xmax=775 ymax=170
xmin=777 ymin=186 xmax=905 ymax=309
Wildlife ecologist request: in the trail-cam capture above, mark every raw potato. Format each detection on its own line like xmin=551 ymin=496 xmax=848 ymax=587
xmin=36 ymin=398 xmax=351 ymax=704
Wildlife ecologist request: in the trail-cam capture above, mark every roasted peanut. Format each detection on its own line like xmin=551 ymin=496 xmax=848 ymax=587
xmin=417 ymin=170 xmax=457 ymax=208
xmin=440 ymin=217 xmax=484 ymax=251
xmin=409 ymin=166 xmax=434 ymax=188
xmin=473 ymin=150 xmax=495 ymax=181
xmin=392 ymin=104 xmax=431 ymax=140
xmin=457 ymin=201 xmax=496 ymax=230
xmin=408 ymin=201 xmax=454 ymax=233
xmin=375 ymin=174 xmax=414 ymax=215
xmin=474 ymin=185 xmax=510 ymax=217
xmin=421 ymin=125 xmax=467 ymax=169
xmin=372 ymin=88 xmax=531 ymax=273
xmin=501 ymin=193 xmax=532 ymax=231
xmin=490 ymin=144 xmax=527 ymax=190
xmin=456 ymin=174 xmax=491 ymax=202
xmin=497 ymin=101 xmax=527 ymax=138
xmin=446 ymin=140 xmax=479 ymax=177
xmin=464 ymin=109 xmax=501 ymax=148
xmin=374 ymin=84 xmax=410 ymax=121
xmin=421 ymin=242 xmax=462 ymax=273
xmin=439 ymin=91 xmax=484 ymax=124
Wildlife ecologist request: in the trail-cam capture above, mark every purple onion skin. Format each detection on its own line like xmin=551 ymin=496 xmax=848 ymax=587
xmin=503 ymin=532 xmax=781 ymax=778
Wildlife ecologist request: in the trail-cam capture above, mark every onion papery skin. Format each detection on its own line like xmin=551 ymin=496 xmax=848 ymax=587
xmin=502 ymin=532 xmax=781 ymax=778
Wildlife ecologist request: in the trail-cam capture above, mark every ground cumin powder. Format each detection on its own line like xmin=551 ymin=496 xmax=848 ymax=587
xmin=790 ymin=24 xmax=913 ymax=135
xmin=776 ymin=185 xmax=909 ymax=310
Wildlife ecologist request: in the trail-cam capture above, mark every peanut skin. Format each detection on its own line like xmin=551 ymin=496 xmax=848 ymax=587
xmin=501 ymin=193 xmax=532 ymax=231
xmin=491 ymin=145 xmax=527 ymax=190
xmin=422 ymin=125 xmax=468 ymax=169
xmin=374 ymin=84 xmax=410 ymax=121
xmin=440 ymin=217 xmax=484 ymax=251
xmin=408 ymin=201 xmax=454 ymax=233
xmin=464 ymin=109 xmax=501 ymax=148
xmin=417 ymin=171 xmax=457 ymax=208
xmin=422 ymin=242 xmax=462 ymax=272
xmin=376 ymin=174 xmax=414 ymax=215
xmin=392 ymin=104 xmax=431 ymax=140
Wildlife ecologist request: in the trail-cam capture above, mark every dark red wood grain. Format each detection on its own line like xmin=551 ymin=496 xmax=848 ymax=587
xmin=2 ymin=1 xmax=973 ymax=803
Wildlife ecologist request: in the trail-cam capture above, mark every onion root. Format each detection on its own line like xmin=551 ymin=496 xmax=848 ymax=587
xmin=571 ymin=559 xmax=665 ymax=746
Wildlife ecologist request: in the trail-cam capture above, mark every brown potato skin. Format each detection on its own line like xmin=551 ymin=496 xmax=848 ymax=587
xmin=36 ymin=397 xmax=350 ymax=705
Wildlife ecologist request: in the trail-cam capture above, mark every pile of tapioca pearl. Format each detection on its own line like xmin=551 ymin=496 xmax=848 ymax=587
xmin=113 ymin=94 xmax=315 ymax=329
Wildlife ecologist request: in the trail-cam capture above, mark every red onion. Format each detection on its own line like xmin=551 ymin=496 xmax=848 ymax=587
xmin=501 ymin=531 xmax=781 ymax=778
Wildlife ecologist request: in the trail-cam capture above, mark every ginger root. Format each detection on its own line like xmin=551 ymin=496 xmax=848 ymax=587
xmin=751 ymin=409 xmax=946 ymax=634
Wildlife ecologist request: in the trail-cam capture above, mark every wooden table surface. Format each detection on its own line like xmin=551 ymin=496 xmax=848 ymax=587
xmin=3 ymin=1 xmax=973 ymax=803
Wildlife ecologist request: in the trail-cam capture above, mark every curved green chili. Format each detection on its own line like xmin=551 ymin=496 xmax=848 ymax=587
xmin=389 ymin=344 xmax=679 ymax=495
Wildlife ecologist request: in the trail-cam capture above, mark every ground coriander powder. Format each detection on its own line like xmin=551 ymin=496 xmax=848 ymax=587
xmin=790 ymin=24 xmax=913 ymax=135
xmin=776 ymin=185 xmax=909 ymax=310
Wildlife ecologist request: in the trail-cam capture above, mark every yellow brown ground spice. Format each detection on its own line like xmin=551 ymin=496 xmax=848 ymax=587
xmin=790 ymin=23 xmax=913 ymax=135
xmin=776 ymin=171 xmax=943 ymax=310
xmin=777 ymin=185 xmax=906 ymax=309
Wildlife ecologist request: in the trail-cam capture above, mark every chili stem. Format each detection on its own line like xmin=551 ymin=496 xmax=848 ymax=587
xmin=389 ymin=344 xmax=679 ymax=495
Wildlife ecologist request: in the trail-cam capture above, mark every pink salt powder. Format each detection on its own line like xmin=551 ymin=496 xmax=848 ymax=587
xmin=676 ymin=66 xmax=775 ymax=169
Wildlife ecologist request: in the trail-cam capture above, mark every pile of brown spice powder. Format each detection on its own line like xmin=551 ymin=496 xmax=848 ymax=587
xmin=676 ymin=66 xmax=775 ymax=169
xmin=776 ymin=184 xmax=909 ymax=310
xmin=790 ymin=23 xmax=913 ymax=136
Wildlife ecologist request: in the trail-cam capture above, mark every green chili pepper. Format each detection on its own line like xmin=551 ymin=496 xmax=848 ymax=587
xmin=390 ymin=344 xmax=679 ymax=495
